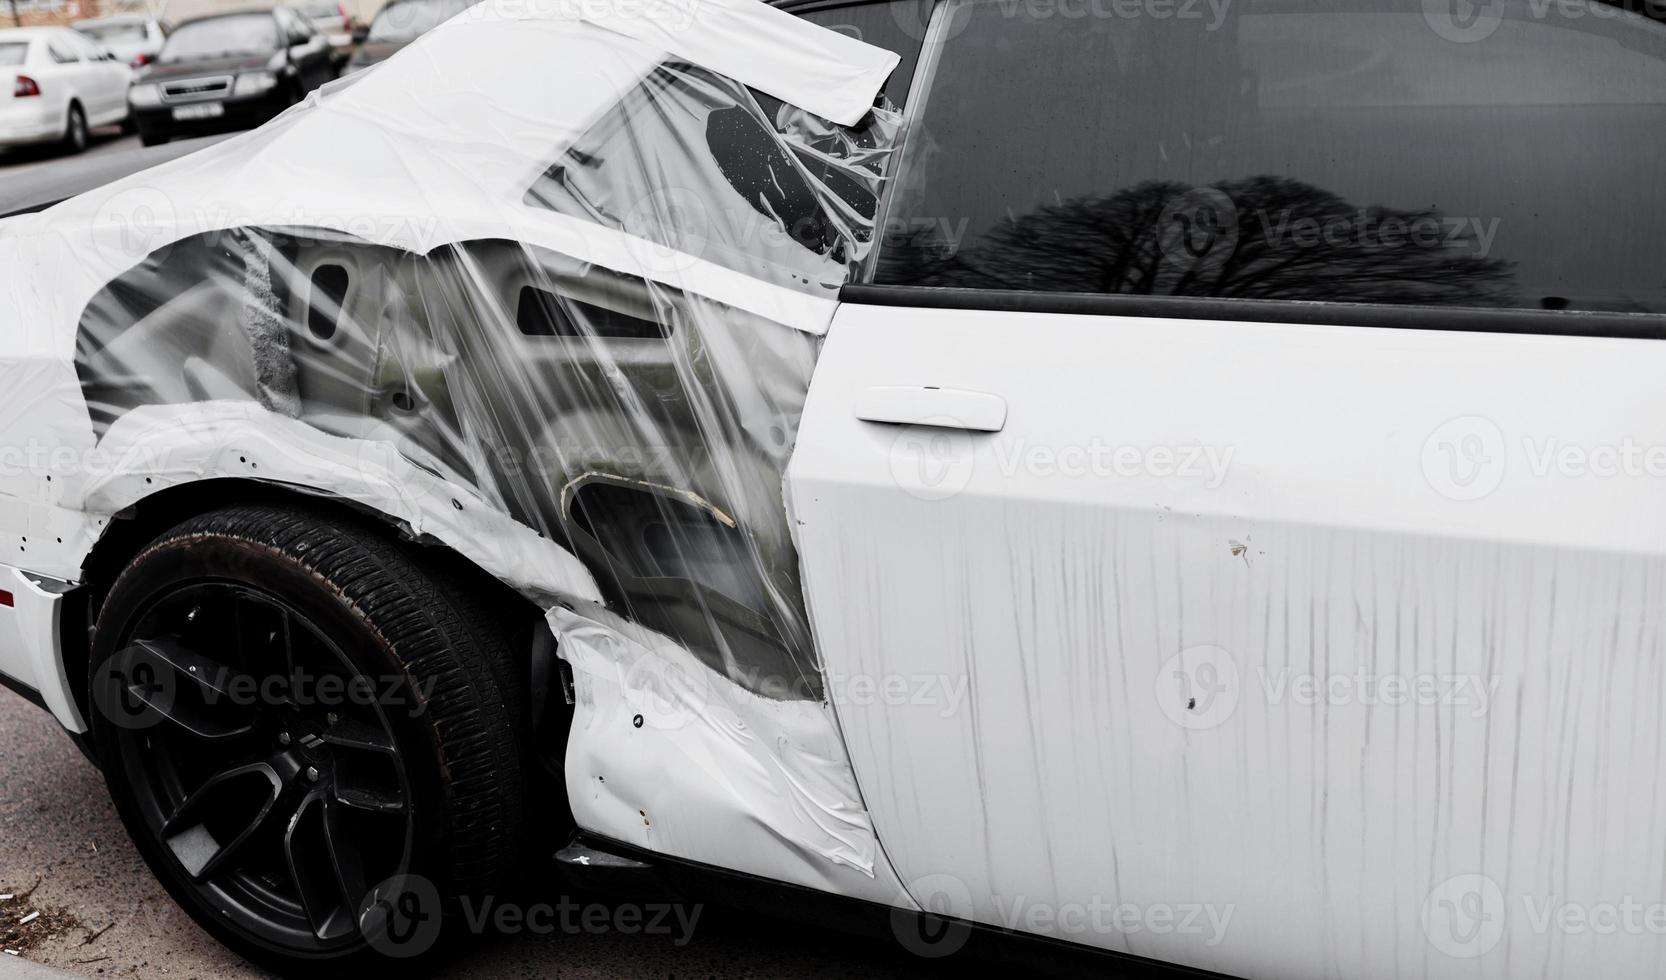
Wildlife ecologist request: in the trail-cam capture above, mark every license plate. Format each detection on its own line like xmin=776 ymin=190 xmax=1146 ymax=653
xmin=172 ymin=103 xmax=225 ymax=121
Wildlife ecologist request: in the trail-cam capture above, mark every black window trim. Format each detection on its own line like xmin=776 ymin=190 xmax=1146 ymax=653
xmin=771 ymin=0 xmax=905 ymax=16
xmin=838 ymin=284 xmax=1666 ymax=341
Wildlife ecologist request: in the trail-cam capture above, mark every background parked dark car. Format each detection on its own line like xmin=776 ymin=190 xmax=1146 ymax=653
xmin=345 ymin=0 xmax=476 ymax=73
xmin=126 ymin=8 xmax=335 ymax=147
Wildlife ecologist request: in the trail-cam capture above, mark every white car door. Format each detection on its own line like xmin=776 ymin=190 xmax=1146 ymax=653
xmin=789 ymin=3 xmax=1666 ymax=979
xmin=51 ymin=32 xmax=118 ymax=123
xmin=38 ymin=35 xmax=84 ymax=126
xmin=71 ymin=32 xmax=127 ymax=123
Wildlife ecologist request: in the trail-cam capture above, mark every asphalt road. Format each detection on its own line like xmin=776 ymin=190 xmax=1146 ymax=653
xmin=0 ymin=128 xmax=144 ymax=180
xmin=0 ymin=688 xmax=947 ymax=979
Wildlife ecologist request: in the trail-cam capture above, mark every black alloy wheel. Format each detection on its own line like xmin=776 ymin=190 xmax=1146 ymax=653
xmin=89 ymin=502 xmax=530 ymax=974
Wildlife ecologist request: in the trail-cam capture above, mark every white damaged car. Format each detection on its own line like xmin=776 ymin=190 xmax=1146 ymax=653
xmin=1 ymin=0 xmax=1666 ymax=977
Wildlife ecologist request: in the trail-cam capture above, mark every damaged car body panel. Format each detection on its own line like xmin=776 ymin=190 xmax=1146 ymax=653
xmin=3 ymin=0 xmax=1666 ymax=977
xmin=0 ymin=1 xmax=910 ymax=903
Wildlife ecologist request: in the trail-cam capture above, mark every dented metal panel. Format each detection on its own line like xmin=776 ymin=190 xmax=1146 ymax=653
xmin=0 ymin=0 xmax=906 ymax=894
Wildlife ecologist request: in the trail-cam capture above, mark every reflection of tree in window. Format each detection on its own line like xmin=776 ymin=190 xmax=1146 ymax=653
xmin=880 ymin=176 xmax=1519 ymax=307
xmin=877 ymin=0 xmax=1666 ymax=313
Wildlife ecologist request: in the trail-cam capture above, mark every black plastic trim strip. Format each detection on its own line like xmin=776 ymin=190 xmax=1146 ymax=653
xmin=0 ymin=666 xmax=47 ymax=712
xmin=0 ymin=665 xmax=99 ymax=766
xmin=839 ymin=284 xmax=1666 ymax=341
xmin=567 ymin=831 xmax=1239 ymax=979
xmin=772 ymin=0 xmax=900 ymax=12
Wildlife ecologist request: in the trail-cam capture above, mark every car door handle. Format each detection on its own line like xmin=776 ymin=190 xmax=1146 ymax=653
xmin=854 ymin=386 xmax=1007 ymax=432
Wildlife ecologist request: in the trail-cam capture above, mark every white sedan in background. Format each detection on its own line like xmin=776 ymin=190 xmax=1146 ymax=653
xmin=0 ymin=26 xmax=131 ymax=154
xmin=72 ymin=14 xmax=170 ymax=70
xmin=287 ymin=0 xmax=359 ymax=67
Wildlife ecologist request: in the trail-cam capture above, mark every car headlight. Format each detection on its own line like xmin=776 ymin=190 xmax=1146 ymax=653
xmin=232 ymin=71 xmax=278 ymax=97
xmin=127 ymin=83 xmax=161 ymax=108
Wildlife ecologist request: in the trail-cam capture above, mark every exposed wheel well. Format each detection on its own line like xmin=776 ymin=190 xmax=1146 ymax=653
xmin=64 ymin=478 xmax=548 ymax=730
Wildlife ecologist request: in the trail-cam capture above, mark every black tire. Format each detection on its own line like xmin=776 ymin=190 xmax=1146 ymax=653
xmin=62 ymin=103 xmax=88 ymax=155
xmin=120 ymin=113 xmax=137 ymax=136
xmin=138 ymin=129 xmax=169 ymax=147
xmin=88 ymin=502 xmax=529 ymax=976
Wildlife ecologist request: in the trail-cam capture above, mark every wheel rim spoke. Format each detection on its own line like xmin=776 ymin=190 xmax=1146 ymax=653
xmin=332 ymin=775 xmax=408 ymax=814
xmin=231 ymin=591 xmax=297 ymax=693
xmin=321 ymin=716 xmax=396 ymax=754
xmin=121 ymin=638 xmax=260 ymax=741
xmin=133 ymin=636 xmax=249 ymax=699
xmin=161 ymin=763 xmax=282 ymax=882
xmin=323 ymin=799 xmax=371 ymax=917
xmin=328 ymin=721 xmax=408 ymax=814
xmin=284 ymin=792 xmax=359 ymax=941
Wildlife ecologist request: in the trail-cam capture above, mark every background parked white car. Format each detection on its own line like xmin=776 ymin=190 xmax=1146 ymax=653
xmin=0 ymin=27 xmax=132 ymax=155
xmin=72 ymin=14 xmax=170 ymax=70
xmin=287 ymin=0 xmax=359 ymax=68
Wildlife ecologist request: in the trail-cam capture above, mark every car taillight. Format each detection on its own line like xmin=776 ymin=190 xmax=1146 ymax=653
xmin=132 ymin=53 xmax=153 ymax=68
xmin=338 ymin=3 xmax=351 ymax=29
xmin=13 ymin=75 xmax=39 ymax=98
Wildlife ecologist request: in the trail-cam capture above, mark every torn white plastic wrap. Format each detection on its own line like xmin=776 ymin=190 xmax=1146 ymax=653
xmin=0 ymin=0 xmax=907 ymax=898
xmin=553 ymin=603 xmax=879 ymax=883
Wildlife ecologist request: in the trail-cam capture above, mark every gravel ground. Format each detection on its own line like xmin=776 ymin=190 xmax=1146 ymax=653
xmin=0 ymin=688 xmax=948 ymax=979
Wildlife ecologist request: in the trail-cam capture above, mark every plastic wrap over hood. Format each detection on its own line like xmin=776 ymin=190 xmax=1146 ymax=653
xmin=0 ymin=0 xmax=912 ymax=901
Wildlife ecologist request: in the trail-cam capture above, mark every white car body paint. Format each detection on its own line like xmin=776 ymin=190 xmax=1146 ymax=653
xmin=0 ymin=1 xmax=911 ymax=904
xmin=0 ymin=567 xmax=81 ymax=731
xmin=72 ymin=17 xmax=167 ymax=70
xmin=788 ymin=301 xmax=1666 ymax=978
xmin=482 ymin=0 xmax=900 ymax=127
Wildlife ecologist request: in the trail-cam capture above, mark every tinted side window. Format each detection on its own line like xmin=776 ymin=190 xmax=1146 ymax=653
xmin=71 ymin=34 xmax=107 ymax=59
xmin=794 ymin=0 xmax=931 ymax=107
xmin=876 ymin=0 xmax=1666 ymax=315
